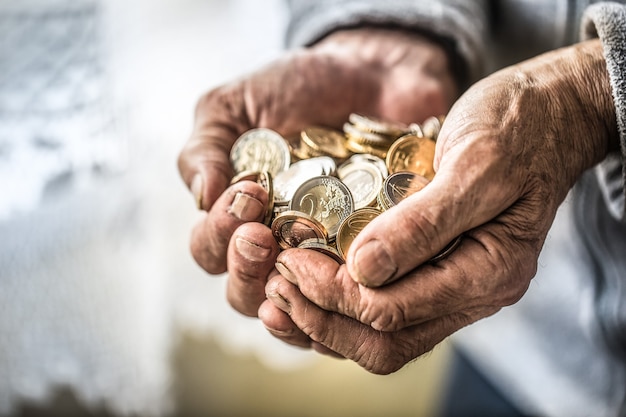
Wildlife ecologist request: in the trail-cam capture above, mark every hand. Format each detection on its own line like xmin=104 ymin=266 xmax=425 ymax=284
xmin=261 ymin=38 xmax=618 ymax=374
xmin=177 ymin=29 xmax=458 ymax=321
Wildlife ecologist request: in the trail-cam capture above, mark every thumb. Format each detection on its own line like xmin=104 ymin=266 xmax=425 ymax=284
xmin=345 ymin=146 xmax=517 ymax=287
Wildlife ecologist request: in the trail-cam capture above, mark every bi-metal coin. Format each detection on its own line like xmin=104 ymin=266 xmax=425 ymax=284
xmin=378 ymin=171 xmax=430 ymax=210
xmin=273 ymin=156 xmax=337 ymax=205
xmin=289 ymin=175 xmax=355 ymax=241
xmin=337 ymin=158 xmax=384 ymax=210
xmin=230 ymin=128 xmax=291 ymax=177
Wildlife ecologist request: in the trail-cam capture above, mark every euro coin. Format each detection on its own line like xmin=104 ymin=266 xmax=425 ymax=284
xmin=337 ymin=158 xmax=384 ymax=210
xmin=300 ymin=126 xmax=352 ymax=160
xmin=273 ymin=156 xmax=337 ymax=205
xmin=230 ymin=128 xmax=290 ymax=177
xmin=386 ymin=134 xmax=436 ymax=180
xmin=348 ymin=113 xmax=409 ymax=138
xmin=428 ymin=235 xmax=462 ymax=263
xmin=297 ymin=237 xmax=345 ymax=264
xmin=289 ymin=175 xmax=354 ymax=241
xmin=379 ymin=171 xmax=430 ymax=210
xmin=336 ymin=207 xmax=382 ymax=259
xmin=271 ymin=210 xmax=328 ymax=250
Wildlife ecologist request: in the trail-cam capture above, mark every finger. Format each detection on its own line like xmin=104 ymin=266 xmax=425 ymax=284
xmin=226 ymin=222 xmax=280 ymax=317
xmin=259 ymin=290 xmax=344 ymax=358
xmin=190 ymin=180 xmax=268 ymax=274
xmin=178 ymin=85 xmax=250 ymax=210
xmin=345 ymin=134 xmax=531 ymax=287
xmin=277 ymin=206 xmax=538 ymax=332
xmin=258 ymin=299 xmax=313 ymax=349
xmin=265 ymin=274 xmax=493 ymax=375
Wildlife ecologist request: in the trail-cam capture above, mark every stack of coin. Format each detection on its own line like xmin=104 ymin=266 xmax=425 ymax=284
xmin=343 ymin=113 xmax=411 ymax=159
xmin=229 ymin=113 xmax=459 ymax=265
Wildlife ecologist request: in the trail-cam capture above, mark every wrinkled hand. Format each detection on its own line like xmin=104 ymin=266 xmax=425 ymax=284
xmin=261 ymin=38 xmax=618 ymax=374
xmin=177 ymin=29 xmax=457 ymax=325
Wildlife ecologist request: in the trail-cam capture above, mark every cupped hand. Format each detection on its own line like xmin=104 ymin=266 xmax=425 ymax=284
xmin=262 ymin=38 xmax=619 ymax=373
xmin=178 ymin=29 xmax=458 ymax=327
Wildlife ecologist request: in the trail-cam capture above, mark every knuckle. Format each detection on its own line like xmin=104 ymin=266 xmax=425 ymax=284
xmin=358 ymin=288 xmax=408 ymax=332
xmin=354 ymin=336 xmax=413 ymax=375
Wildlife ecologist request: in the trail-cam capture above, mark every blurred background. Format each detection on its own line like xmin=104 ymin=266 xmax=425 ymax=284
xmin=0 ymin=0 xmax=452 ymax=416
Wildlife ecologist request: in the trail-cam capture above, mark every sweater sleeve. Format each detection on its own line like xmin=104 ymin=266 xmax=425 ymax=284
xmin=581 ymin=3 xmax=626 ymax=221
xmin=284 ymin=0 xmax=488 ymax=86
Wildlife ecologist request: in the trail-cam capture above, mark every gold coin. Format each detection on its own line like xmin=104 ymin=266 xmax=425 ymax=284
xmin=343 ymin=122 xmax=395 ymax=147
xmin=297 ymin=237 xmax=345 ymax=264
xmin=230 ymin=128 xmax=291 ymax=177
xmin=385 ymin=134 xmax=436 ymax=179
xmin=336 ymin=208 xmax=382 ymax=259
xmin=381 ymin=171 xmax=430 ymax=208
xmin=301 ymin=126 xmax=352 ymax=160
xmin=348 ymin=113 xmax=409 ymax=138
xmin=271 ymin=210 xmax=328 ymax=250
xmin=289 ymin=175 xmax=355 ymax=241
xmin=345 ymin=135 xmax=388 ymax=159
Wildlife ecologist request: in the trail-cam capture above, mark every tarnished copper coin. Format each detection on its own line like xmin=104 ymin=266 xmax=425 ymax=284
xmin=230 ymin=128 xmax=290 ymax=177
xmin=385 ymin=134 xmax=436 ymax=180
xmin=336 ymin=207 xmax=382 ymax=259
xmin=271 ymin=210 xmax=328 ymax=250
xmin=289 ymin=175 xmax=354 ymax=241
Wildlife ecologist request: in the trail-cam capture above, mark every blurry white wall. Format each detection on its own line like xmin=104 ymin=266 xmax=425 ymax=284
xmin=0 ymin=0 xmax=322 ymax=415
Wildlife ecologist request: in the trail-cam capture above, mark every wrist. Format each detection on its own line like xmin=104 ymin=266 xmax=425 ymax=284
xmin=498 ymin=39 xmax=617 ymax=190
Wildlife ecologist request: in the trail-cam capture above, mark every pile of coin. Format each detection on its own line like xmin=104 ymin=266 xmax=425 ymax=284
xmin=229 ymin=113 xmax=459 ymax=264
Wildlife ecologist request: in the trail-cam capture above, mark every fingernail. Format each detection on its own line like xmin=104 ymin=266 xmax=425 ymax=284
xmin=191 ymin=174 xmax=204 ymax=210
xmin=229 ymin=192 xmax=264 ymax=221
xmin=235 ymin=237 xmax=270 ymax=262
xmin=266 ymin=291 xmax=291 ymax=314
xmin=275 ymin=261 xmax=297 ymax=286
xmin=352 ymin=240 xmax=397 ymax=286
xmin=264 ymin=325 xmax=294 ymax=337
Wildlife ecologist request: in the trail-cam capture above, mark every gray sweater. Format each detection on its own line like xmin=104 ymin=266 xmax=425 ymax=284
xmin=286 ymin=1 xmax=626 ymax=416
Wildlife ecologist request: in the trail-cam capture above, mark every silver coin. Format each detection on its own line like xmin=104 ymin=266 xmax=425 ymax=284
xmin=337 ymin=159 xmax=384 ymax=210
xmin=230 ymin=128 xmax=290 ymax=177
xmin=289 ymin=175 xmax=354 ymax=241
xmin=297 ymin=237 xmax=345 ymax=264
xmin=345 ymin=153 xmax=388 ymax=178
xmin=273 ymin=156 xmax=337 ymax=204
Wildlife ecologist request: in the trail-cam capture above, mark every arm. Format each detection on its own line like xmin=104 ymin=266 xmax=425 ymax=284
xmin=286 ymin=0 xmax=489 ymax=88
